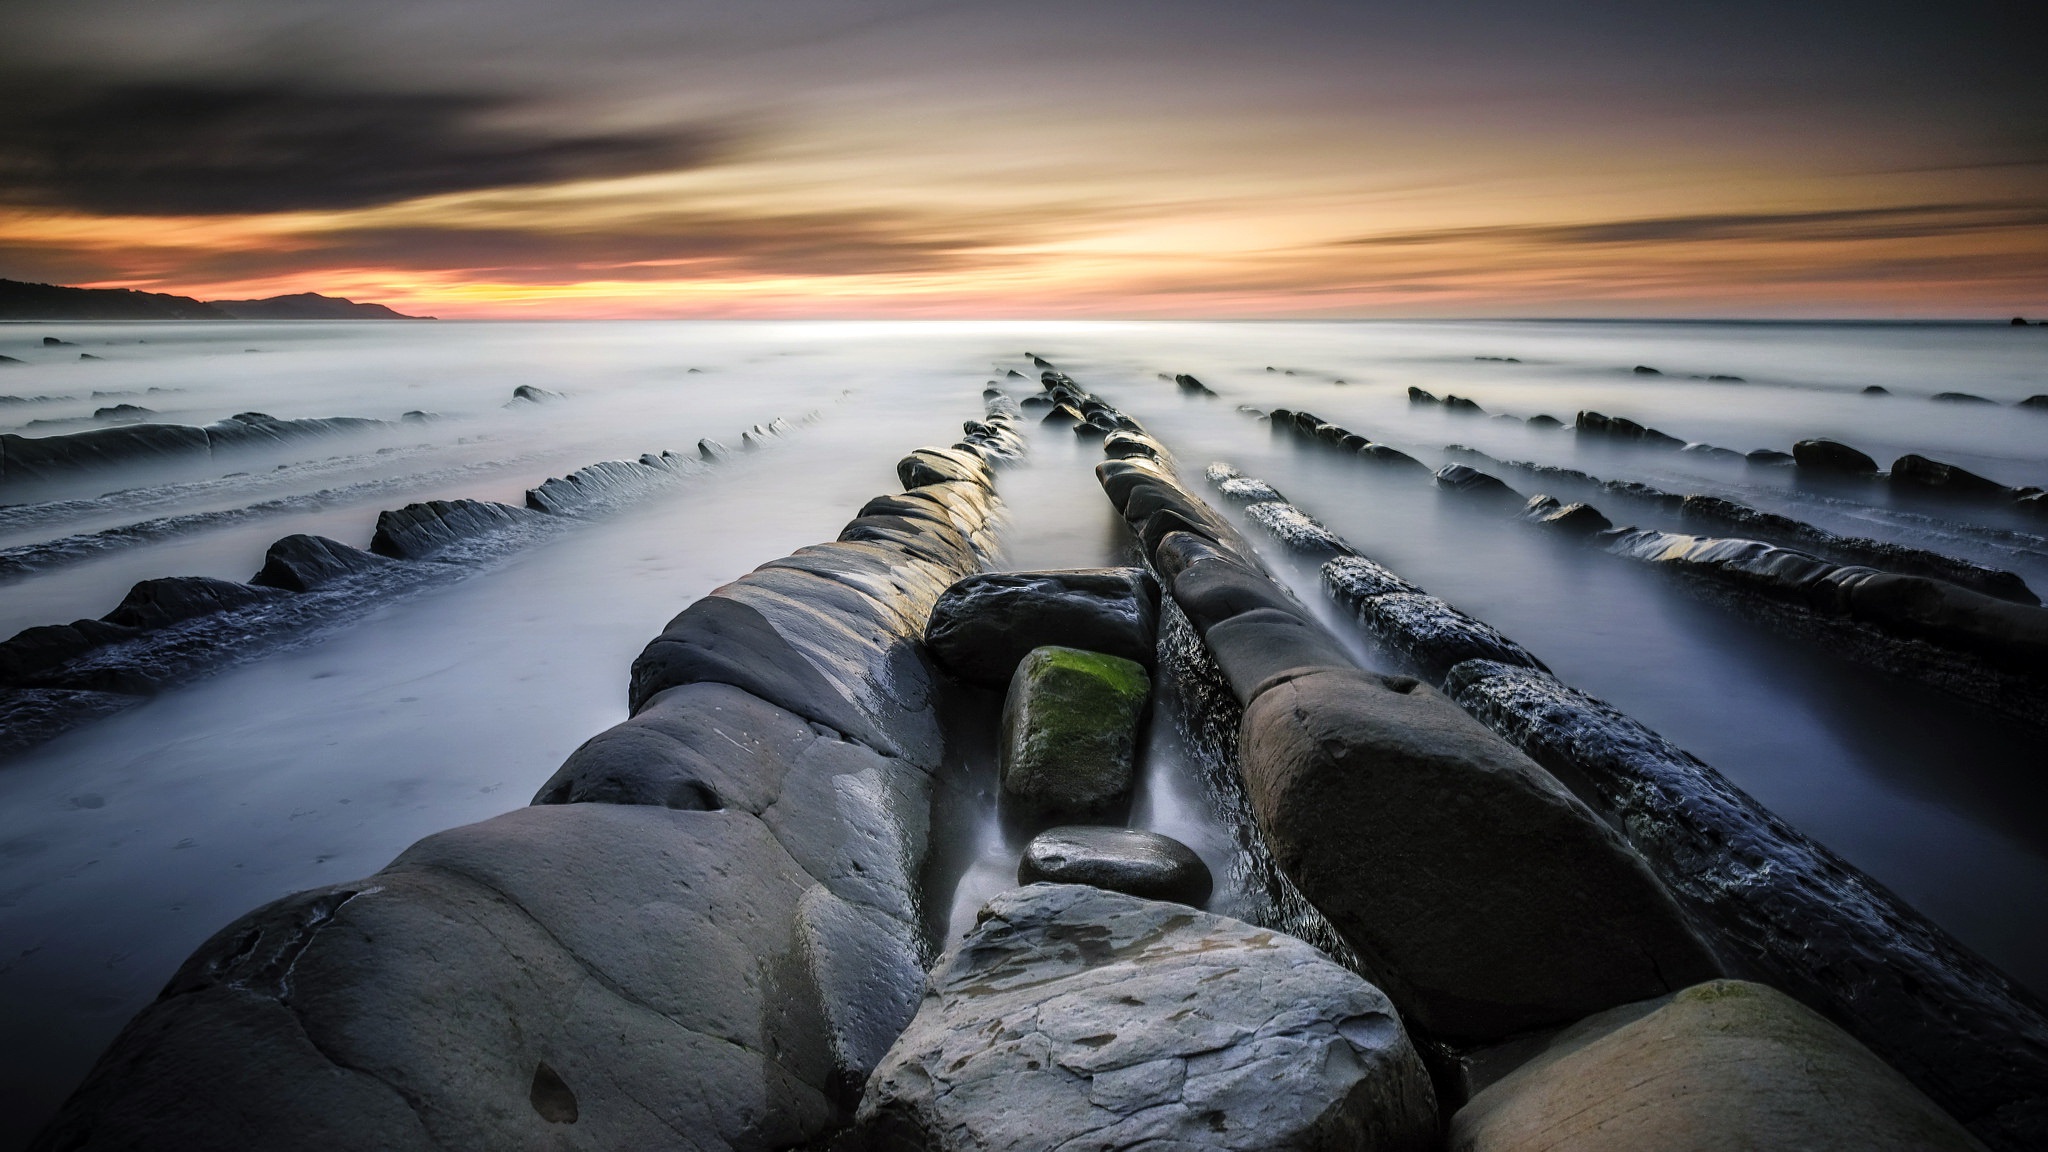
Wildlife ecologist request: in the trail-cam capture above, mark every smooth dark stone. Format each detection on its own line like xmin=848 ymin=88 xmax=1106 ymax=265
xmin=369 ymin=498 xmax=535 ymax=559
xmin=1746 ymin=448 xmax=1795 ymax=466
xmin=1633 ymin=365 xmax=1662 ymax=375
xmin=2019 ymin=395 xmax=2048 ymax=409
xmin=1527 ymin=414 xmax=1563 ymax=428
xmin=1240 ymin=668 xmax=1718 ymax=1043
xmin=1407 ymin=386 xmax=1438 ymax=403
xmin=1863 ymin=385 xmax=1891 ymax=395
xmin=508 ymin=384 xmax=562 ymax=403
xmin=250 ymin=534 xmax=390 ymax=592
xmin=1932 ymin=391 xmax=1996 ymax=404
xmin=1017 ymin=826 xmax=1212 ymax=905
xmin=101 ymin=576 xmax=285 ymax=630
xmin=1169 ymin=556 xmax=1302 ymax=633
xmin=1202 ymin=607 xmax=1357 ymax=702
xmin=1435 ymin=463 xmax=1523 ymax=505
xmin=923 ymin=568 xmax=1158 ymax=687
xmin=1890 ymin=454 xmax=2008 ymax=496
xmin=1792 ymin=438 xmax=1878 ymax=474
xmin=1522 ymin=495 xmax=1614 ymax=536
xmin=1361 ymin=443 xmax=1426 ymax=469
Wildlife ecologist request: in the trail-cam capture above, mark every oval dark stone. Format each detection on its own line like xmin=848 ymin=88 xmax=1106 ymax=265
xmin=1018 ymin=826 xmax=1212 ymax=907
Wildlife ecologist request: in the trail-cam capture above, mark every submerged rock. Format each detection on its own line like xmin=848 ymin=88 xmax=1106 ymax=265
xmin=1434 ymin=463 xmax=1523 ymax=506
xmin=100 ymin=576 xmax=285 ymax=629
xmin=1891 ymin=453 xmax=2009 ymax=496
xmin=1746 ymin=448 xmax=1795 ymax=466
xmin=1932 ymin=391 xmax=1996 ymax=404
xmin=506 ymin=384 xmax=563 ymax=404
xmin=249 ymin=534 xmax=390 ymax=592
xmin=369 ymin=498 xmax=537 ymax=560
xmin=1239 ymin=667 xmax=1718 ymax=1042
xmin=999 ymin=645 xmax=1150 ymax=821
xmin=1793 ymin=438 xmax=1879 ymax=474
xmin=1018 ymin=826 xmax=1212 ymax=906
xmin=857 ymin=884 xmax=1438 ymax=1151
xmin=2019 ymin=394 xmax=2048 ymax=409
xmin=1451 ymin=981 xmax=1983 ymax=1152
xmin=1521 ymin=494 xmax=1613 ymax=536
xmin=924 ymin=568 xmax=1158 ymax=688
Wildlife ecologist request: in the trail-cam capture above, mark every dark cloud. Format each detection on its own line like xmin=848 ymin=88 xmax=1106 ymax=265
xmin=0 ymin=76 xmax=728 ymax=215
xmin=1340 ymin=203 xmax=2048 ymax=248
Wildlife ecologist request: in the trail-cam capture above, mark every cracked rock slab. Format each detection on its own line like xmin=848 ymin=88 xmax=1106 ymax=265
xmin=857 ymin=884 xmax=1438 ymax=1152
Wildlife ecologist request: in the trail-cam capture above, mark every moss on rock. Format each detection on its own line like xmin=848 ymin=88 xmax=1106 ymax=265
xmin=998 ymin=645 xmax=1150 ymax=821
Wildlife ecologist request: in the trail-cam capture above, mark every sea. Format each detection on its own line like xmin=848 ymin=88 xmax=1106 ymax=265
xmin=1 ymin=318 xmax=2044 ymax=1143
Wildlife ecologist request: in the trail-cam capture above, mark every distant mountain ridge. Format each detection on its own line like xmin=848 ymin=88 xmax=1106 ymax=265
xmin=0 ymin=278 xmax=432 ymax=320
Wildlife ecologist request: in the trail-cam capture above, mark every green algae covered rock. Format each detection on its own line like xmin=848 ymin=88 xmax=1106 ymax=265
xmin=999 ymin=645 xmax=1150 ymax=820
xmin=1451 ymin=979 xmax=1986 ymax=1152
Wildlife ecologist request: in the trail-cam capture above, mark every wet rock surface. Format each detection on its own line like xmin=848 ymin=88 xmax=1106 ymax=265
xmin=39 ymin=404 xmax=1006 ymax=1149
xmin=1018 ymin=826 xmax=1213 ymax=906
xmin=1240 ymin=667 xmax=1718 ymax=1041
xmin=857 ymin=884 xmax=1439 ymax=1152
xmin=1451 ymin=981 xmax=1986 ymax=1152
xmin=249 ymin=533 xmax=390 ymax=592
xmin=1793 ymin=437 xmax=1879 ymax=473
xmin=923 ymin=568 xmax=1158 ymax=688
xmin=999 ymin=645 xmax=1151 ymax=821
xmin=1444 ymin=659 xmax=2048 ymax=1149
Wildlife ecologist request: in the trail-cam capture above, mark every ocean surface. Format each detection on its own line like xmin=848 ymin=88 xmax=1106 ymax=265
xmin=2 ymin=319 xmax=2044 ymax=1142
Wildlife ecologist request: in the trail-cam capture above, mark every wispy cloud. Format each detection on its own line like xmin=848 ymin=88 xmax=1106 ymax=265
xmin=1338 ymin=203 xmax=2048 ymax=248
xmin=0 ymin=75 xmax=732 ymax=215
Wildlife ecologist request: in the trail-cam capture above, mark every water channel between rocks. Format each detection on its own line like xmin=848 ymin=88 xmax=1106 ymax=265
xmin=0 ymin=319 xmax=2043 ymax=1146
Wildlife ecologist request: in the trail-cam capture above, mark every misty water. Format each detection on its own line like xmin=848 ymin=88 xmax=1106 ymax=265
xmin=2 ymin=319 xmax=2045 ymax=1141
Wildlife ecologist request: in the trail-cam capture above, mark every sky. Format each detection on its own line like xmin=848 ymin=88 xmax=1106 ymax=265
xmin=0 ymin=0 xmax=2042 ymax=318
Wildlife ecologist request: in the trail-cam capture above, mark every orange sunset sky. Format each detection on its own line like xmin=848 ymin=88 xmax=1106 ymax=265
xmin=1 ymin=0 xmax=2043 ymax=319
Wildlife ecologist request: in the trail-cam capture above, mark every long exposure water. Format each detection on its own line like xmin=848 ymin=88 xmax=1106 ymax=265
xmin=2 ymin=319 xmax=2044 ymax=1142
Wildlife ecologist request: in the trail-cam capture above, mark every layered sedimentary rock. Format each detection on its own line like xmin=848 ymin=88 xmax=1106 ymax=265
xmin=1445 ymin=659 xmax=2048 ymax=1150
xmin=1095 ymin=431 xmax=1716 ymax=1049
xmin=37 ymin=401 xmax=1019 ymax=1150
xmin=0 ymin=411 xmax=399 ymax=487
xmin=1450 ymin=981 xmax=1985 ymax=1152
xmin=0 ymin=439 xmax=760 ymax=758
xmin=857 ymin=884 xmax=1439 ymax=1151
xmin=1190 ymin=462 xmax=2044 ymax=1148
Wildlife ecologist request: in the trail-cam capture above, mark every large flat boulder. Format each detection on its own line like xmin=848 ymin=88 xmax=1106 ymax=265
xmin=924 ymin=568 xmax=1159 ymax=687
xmin=1238 ymin=668 xmax=1718 ymax=1042
xmin=858 ymin=884 xmax=1438 ymax=1151
xmin=34 ymin=805 xmax=849 ymax=1152
xmin=1450 ymin=980 xmax=1983 ymax=1152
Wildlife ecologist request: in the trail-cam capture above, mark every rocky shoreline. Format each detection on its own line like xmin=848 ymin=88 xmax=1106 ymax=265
xmin=0 ymin=415 xmax=811 ymax=758
xmin=26 ymin=367 xmax=2034 ymax=1150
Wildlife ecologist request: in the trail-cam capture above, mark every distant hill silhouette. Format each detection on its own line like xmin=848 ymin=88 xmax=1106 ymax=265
xmin=210 ymin=292 xmax=431 ymax=320
xmin=0 ymin=278 xmax=228 ymax=320
xmin=0 ymin=279 xmax=431 ymax=320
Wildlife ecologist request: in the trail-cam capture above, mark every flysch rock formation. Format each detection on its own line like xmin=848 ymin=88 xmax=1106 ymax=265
xmin=1437 ymin=444 xmax=2037 ymax=604
xmin=1202 ymin=460 xmax=2048 ymax=1150
xmin=1085 ymin=411 xmax=1721 ymax=1054
xmin=857 ymin=884 xmax=1439 ymax=1151
xmin=1253 ymin=409 xmax=2048 ymax=727
xmin=0 ymin=411 xmax=399 ymax=490
xmin=0 ymin=420 xmax=814 ymax=760
xmin=33 ymin=398 xmax=1026 ymax=1150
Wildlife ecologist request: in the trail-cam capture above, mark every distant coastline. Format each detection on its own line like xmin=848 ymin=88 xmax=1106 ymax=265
xmin=0 ymin=278 xmax=432 ymax=321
